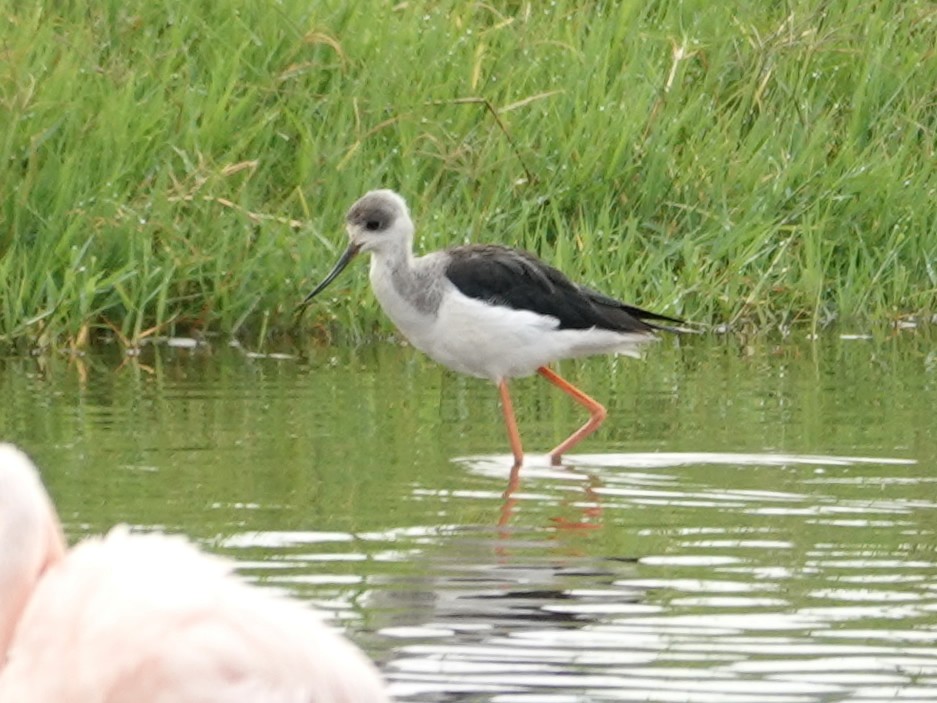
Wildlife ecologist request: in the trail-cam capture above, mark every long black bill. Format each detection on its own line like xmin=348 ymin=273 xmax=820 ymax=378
xmin=296 ymin=242 xmax=361 ymax=313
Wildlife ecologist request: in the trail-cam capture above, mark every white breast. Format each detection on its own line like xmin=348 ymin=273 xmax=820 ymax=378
xmin=368 ymin=257 xmax=439 ymax=354
xmin=368 ymin=255 xmax=654 ymax=383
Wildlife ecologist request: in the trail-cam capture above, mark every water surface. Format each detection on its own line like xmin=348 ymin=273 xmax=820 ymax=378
xmin=1 ymin=331 xmax=935 ymax=701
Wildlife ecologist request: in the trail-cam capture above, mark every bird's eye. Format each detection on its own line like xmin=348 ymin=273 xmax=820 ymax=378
xmin=364 ymin=220 xmax=382 ymax=231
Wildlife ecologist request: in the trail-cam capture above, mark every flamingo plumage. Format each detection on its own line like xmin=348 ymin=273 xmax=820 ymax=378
xmin=0 ymin=443 xmax=391 ymax=702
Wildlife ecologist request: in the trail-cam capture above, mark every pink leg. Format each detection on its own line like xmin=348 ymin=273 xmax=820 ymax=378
xmin=537 ymin=366 xmax=607 ymax=465
xmin=498 ymin=380 xmax=524 ymax=467
xmin=498 ymin=463 xmax=522 ymax=533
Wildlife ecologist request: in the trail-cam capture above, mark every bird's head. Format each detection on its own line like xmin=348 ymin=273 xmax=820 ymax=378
xmin=344 ymin=189 xmax=414 ymax=255
xmin=300 ymin=190 xmax=414 ymax=308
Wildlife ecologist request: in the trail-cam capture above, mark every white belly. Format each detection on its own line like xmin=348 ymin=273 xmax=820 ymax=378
xmin=375 ymin=287 xmax=652 ymax=384
xmin=428 ymin=292 xmax=566 ymax=380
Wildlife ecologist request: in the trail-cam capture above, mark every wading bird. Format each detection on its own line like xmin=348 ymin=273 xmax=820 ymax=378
xmin=301 ymin=190 xmax=682 ymax=467
xmin=0 ymin=443 xmax=391 ymax=702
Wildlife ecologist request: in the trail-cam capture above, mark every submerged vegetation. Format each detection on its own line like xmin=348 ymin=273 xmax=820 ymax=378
xmin=0 ymin=0 xmax=934 ymax=350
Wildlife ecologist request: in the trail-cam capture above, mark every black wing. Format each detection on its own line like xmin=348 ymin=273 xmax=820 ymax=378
xmin=444 ymin=245 xmax=682 ymax=333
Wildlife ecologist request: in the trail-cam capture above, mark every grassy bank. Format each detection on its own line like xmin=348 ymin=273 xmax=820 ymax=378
xmin=1 ymin=0 xmax=934 ymax=350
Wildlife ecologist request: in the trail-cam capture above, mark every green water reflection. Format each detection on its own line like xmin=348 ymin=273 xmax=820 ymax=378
xmin=1 ymin=331 xmax=935 ymax=700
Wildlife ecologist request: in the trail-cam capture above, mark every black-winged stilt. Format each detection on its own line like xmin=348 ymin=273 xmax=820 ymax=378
xmin=301 ymin=190 xmax=682 ymax=467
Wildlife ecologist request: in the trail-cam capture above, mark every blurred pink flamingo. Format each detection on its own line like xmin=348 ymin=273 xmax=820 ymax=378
xmin=0 ymin=443 xmax=391 ymax=702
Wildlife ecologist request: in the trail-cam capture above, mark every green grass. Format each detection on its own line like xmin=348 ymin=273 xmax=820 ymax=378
xmin=1 ymin=0 xmax=935 ymax=350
